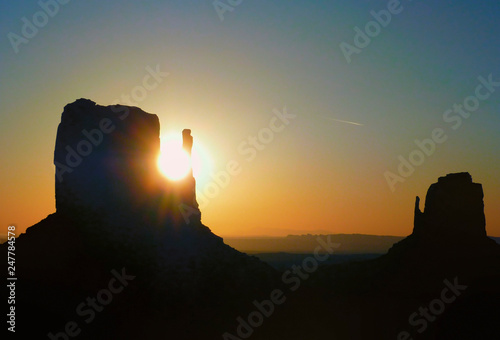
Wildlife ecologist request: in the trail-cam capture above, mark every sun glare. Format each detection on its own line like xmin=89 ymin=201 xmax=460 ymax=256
xmin=157 ymin=133 xmax=210 ymax=181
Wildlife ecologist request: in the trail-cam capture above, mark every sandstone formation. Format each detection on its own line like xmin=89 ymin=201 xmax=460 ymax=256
xmin=307 ymin=173 xmax=500 ymax=339
xmin=53 ymin=98 xmax=199 ymax=223
xmin=1 ymin=99 xmax=277 ymax=339
xmin=384 ymin=172 xmax=500 ymax=271
xmin=413 ymin=172 xmax=487 ymax=241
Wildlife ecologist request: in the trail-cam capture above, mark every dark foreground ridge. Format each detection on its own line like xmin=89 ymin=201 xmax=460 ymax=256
xmin=2 ymin=99 xmax=499 ymax=339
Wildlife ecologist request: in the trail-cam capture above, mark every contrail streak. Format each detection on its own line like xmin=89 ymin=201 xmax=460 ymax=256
xmin=317 ymin=115 xmax=364 ymax=126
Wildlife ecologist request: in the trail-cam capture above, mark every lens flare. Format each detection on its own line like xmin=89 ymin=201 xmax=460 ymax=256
xmin=157 ymin=133 xmax=211 ymax=182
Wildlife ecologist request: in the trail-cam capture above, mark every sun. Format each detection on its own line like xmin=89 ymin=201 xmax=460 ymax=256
xmin=157 ymin=132 xmax=210 ymax=181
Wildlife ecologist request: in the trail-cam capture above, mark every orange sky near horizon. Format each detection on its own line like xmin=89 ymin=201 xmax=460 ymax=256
xmin=2 ymin=116 xmax=499 ymax=239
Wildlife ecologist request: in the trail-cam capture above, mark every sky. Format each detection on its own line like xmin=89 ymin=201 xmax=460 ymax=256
xmin=1 ymin=0 xmax=499 ymax=238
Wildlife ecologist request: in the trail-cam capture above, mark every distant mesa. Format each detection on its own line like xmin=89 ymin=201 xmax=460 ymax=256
xmin=382 ymin=172 xmax=500 ymax=286
xmin=315 ymin=172 xmax=500 ymax=295
xmin=54 ymin=98 xmax=199 ymax=222
xmin=388 ymin=172 xmax=500 ymax=265
xmin=412 ymin=172 xmax=488 ymax=241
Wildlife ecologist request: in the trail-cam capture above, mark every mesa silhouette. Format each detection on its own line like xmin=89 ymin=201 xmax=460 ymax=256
xmin=287 ymin=173 xmax=500 ymax=339
xmin=1 ymin=99 xmax=278 ymax=339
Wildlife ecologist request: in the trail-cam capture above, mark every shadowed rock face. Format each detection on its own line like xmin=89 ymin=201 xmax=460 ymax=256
xmin=1 ymin=99 xmax=279 ymax=339
xmin=306 ymin=173 xmax=500 ymax=339
xmin=53 ymin=98 xmax=199 ymax=222
xmin=413 ymin=172 xmax=487 ymax=242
